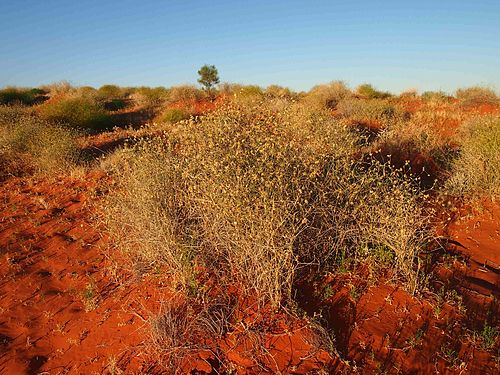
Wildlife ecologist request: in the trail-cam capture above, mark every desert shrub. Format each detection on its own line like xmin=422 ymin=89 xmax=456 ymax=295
xmin=104 ymin=101 xmax=431 ymax=308
xmin=231 ymin=85 xmax=264 ymax=105
xmin=456 ymin=86 xmax=498 ymax=107
xmin=76 ymin=86 xmax=98 ymax=99
xmin=0 ymin=87 xmax=40 ymax=105
xmin=421 ymin=91 xmax=451 ymax=103
xmin=357 ymin=84 xmax=392 ymax=99
xmin=445 ymin=115 xmax=500 ymax=197
xmin=159 ymin=108 xmax=191 ymax=124
xmin=337 ymin=98 xmax=408 ymax=126
xmin=218 ymin=82 xmax=243 ymax=96
xmin=132 ymin=86 xmax=169 ymax=109
xmin=0 ymin=108 xmax=79 ymax=176
xmin=97 ymin=84 xmax=124 ymax=100
xmin=265 ymin=85 xmax=295 ymax=99
xmin=305 ymin=81 xmax=353 ymax=109
xmin=168 ymin=85 xmax=204 ymax=103
xmin=39 ymin=97 xmax=111 ymax=131
xmin=40 ymin=81 xmax=75 ymax=97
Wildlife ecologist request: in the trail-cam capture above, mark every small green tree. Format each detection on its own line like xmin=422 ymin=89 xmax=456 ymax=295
xmin=197 ymin=64 xmax=220 ymax=98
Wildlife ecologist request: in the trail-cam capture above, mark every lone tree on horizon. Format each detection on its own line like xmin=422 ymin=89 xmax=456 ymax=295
xmin=197 ymin=64 xmax=220 ymax=99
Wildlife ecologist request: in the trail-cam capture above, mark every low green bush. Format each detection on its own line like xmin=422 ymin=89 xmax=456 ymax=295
xmin=0 ymin=87 xmax=40 ymax=105
xmin=39 ymin=97 xmax=111 ymax=131
xmin=357 ymin=84 xmax=392 ymax=99
xmin=160 ymin=108 xmax=191 ymax=124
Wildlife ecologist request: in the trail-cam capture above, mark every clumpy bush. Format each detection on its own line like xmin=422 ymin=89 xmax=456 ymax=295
xmin=231 ymin=85 xmax=264 ymax=105
xmin=159 ymin=108 xmax=191 ymax=124
xmin=39 ymin=81 xmax=75 ymax=97
xmin=168 ymin=85 xmax=204 ymax=103
xmin=445 ymin=115 xmax=500 ymax=197
xmin=132 ymin=87 xmax=169 ymax=109
xmin=104 ymin=101 xmax=432 ymax=308
xmin=39 ymin=97 xmax=111 ymax=131
xmin=305 ymin=81 xmax=353 ymax=109
xmin=421 ymin=91 xmax=451 ymax=103
xmin=265 ymin=85 xmax=295 ymax=99
xmin=357 ymin=84 xmax=392 ymax=99
xmin=456 ymin=86 xmax=498 ymax=107
xmin=337 ymin=98 xmax=408 ymax=126
xmin=0 ymin=105 xmax=79 ymax=176
xmin=0 ymin=87 xmax=40 ymax=105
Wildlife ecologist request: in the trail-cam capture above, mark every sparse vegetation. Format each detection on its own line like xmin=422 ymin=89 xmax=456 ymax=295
xmin=445 ymin=115 xmax=500 ymax=197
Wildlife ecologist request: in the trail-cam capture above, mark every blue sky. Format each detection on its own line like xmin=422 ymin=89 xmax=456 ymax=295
xmin=1 ymin=0 xmax=499 ymax=93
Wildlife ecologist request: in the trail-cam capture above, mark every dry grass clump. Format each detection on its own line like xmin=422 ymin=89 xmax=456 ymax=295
xmin=0 ymin=105 xmax=79 ymax=176
xmin=168 ymin=85 xmax=204 ymax=103
xmin=445 ymin=115 xmax=500 ymax=197
xmin=104 ymin=101 xmax=432 ymax=307
xmin=40 ymin=81 xmax=75 ymax=97
xmin=305 ymin=81 xmax=353 ymax=109
xmin=455 ymin=86 xmax=498 ymax=107
xmin=337 ymin=98 xmax=408 ymax=126
xmin=131 ymin=86 xmax=170 ymax=110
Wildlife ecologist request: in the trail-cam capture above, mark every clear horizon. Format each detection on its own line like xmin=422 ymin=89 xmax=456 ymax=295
xmin=1 ymin=0 xmax=499 ymax=94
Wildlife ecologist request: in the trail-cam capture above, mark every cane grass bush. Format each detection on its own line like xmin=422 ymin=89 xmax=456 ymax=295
xmin=0 ymin=106 xmax=79 ymax=176
xmin=337 ymin=98 xmax=408 ymax=127
xmin=445 ymin=115 xmax=500 ymax=197
xmin=456 ymin=86 xmax=498 ymax=107
xmin=305 ymin=81 xmax=353 ymax=109
xmin=104 ymin=101 xmax=432 ymax=307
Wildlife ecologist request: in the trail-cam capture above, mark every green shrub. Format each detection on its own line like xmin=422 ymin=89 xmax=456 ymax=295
xmin=104 ymin=101 xmax=431 ymax=308
xmin=305 ymin=81 xmax=353 ymax=109
xmin=456 ymin=86 xmax=498 ymax=107
xmin=445 ymin=115 xmax=500 ymax=197
xmin=357 ymin=84 xmax=392 ymax=99
xmin=0 ymin=87 xmax=39 ymax=105
xmin=97 ymin=84 xmax=124 ymax=100
xmin=0 ymin=107 xmax=79 ymax=175
xmin=160 ymin=108 xmax=191 ymax=124
xmin=39 ymin=97 xmax=111 ymax=131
